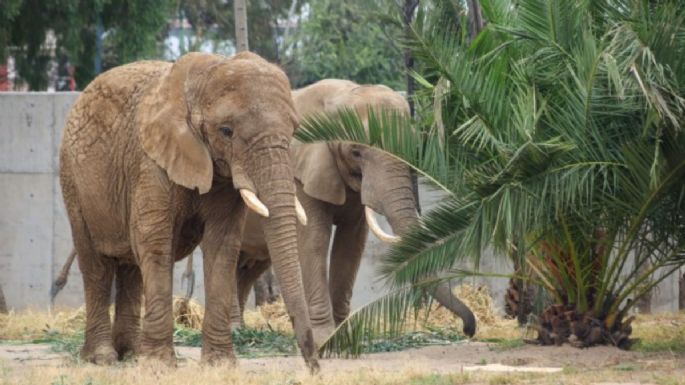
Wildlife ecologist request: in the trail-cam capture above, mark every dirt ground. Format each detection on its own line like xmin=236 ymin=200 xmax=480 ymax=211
xmin=1 ymin=297 xmax=683 ymax=384
xmin=1 ymin=341 xmax=683 ymax=385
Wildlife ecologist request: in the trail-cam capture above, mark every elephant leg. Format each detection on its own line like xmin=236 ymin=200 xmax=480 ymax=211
xmin=239 ymin=257 xmax=272 ymax=311
xmin=296 ymin=196 xmax=334 ymax=347
xmin=230 ymin=253 xmax=269 ymax=329
xmin=329 ymin=217 xmax=368 ymax=325
xmin=75 ymin=241 xmax=117 ymax=364
xmin=253 ymin=271 xmax=270 ymax=306
xmin=112 ymin=262 xmax=142 ymax=360
xmin=62 ymin=169 xmax=117 ymax=364
xmin=199 ymin=195 xmax=245 ymax=364
xmin=130 ymin=190 xmax=176 ymax=364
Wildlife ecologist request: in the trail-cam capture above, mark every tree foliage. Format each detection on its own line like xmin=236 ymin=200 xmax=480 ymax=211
xmin=297 ymin=0 xmax=685 ymax=355
xmin=284 ymin=0 xmax=406 ymax=89
xmin=0 ymin=0 xmax=174 ymax=90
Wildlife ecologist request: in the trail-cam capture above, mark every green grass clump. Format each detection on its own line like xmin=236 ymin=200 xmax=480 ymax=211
xmin=34 ymin=328 xmax=84 ymax=360
xmin=480 ymin=337 xmax=525 ymax=351
xmin=633 ymin=339 xmax=685 ymax=353
xmin=174 ymin=325 xmax=296 ymax=357
xmin=364 ymin=328 xmax=464 ymax=353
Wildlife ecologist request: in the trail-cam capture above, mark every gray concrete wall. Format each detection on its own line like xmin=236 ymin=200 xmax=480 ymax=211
xmin=0 ymin=92 xmax=681 ymax=315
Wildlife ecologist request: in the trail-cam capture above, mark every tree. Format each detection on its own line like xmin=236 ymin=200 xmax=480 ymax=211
xmin=0 ymin=0 xmax=174 ymax=90
xmin=284 ymin=0 xmax=405 ymax=88
xmin=297 ymin=0 xmax=685 ymax=354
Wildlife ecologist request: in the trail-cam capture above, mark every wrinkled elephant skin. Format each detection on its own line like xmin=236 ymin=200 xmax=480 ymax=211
xmin=59 ymin=52 xmax=318 ymax=371
xmin=235 ymin=79 xmax=477 ymax=347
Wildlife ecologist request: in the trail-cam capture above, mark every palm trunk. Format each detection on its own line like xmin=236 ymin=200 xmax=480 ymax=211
xmin=248 ymin=138 xmax=318 ymax=371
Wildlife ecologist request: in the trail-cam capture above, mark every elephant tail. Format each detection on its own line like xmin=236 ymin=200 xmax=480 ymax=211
xmin=51 ymin=249 xmax=77 ymax=301
xmin=432 ymin=281 xmax=477 ymax=337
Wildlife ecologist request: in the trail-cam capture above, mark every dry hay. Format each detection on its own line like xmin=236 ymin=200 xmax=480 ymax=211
xmin=632 ymin=311 xmax=685 ymax=349
xmin=0 ymin=307 xmax=86 ymax=340
xmin=244 ymin=296 xmax=294 ymax=334
xmin=173 ymin=296 xmax=204 ymax=329
xmin=417 ymin=283 xmax=499 ymax=330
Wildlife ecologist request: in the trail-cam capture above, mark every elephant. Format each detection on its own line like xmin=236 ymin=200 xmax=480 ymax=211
xmin=233 ymin=79 xmax=476 ymax=346
xmin=58 ymin=51 xmax=318 ymax=370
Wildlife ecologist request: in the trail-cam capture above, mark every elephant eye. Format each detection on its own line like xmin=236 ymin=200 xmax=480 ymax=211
xmin=220 ymin=126 xmax=233 ymax=138
xmin=351 ymin=149 xmax=362 ymax=158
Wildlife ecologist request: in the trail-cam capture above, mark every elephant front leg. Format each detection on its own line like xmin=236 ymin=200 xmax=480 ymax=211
xmin=329 ymin=217 xmax=368 ymax=325
xmin=131 ymin=189 xmax=176 ymax=365
xmin=200 ymin=199 xmax=246 ymax=364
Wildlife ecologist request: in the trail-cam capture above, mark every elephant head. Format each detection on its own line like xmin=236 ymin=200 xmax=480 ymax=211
xmin=293 ymin=81 xmax=416 ymax=241
xmin=292 ymin=79 xmax=476 ymax=337
xmin=138 ymin=52 xmax=316 ymax=367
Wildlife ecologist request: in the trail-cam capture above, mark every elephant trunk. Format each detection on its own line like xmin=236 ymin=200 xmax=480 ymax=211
xmin=375 ymin=165 xmax=477 ymax=337
xmin=246 ymin=136 xmax=318 ymax=372
xmin=433 ymin=282 xmax=476 ymax=337
xmin=381 ymin=180 xmax=419 ymax=237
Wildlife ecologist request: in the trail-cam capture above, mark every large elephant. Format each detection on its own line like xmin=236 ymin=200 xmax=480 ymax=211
xmin=59 ymin=51 xmax=318 ymax=370
xmin=235 ymin=79 xmax=476 ymax=346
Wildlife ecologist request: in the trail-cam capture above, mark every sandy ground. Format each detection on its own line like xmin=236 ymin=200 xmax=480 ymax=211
xmin=1 ymin=341 xmax=681 ymax=373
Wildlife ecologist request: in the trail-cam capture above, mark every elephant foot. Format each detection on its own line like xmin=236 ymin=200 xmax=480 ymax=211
xmin=139 ymin=344 xmax=177 ymax=366
xmin=113 ymin=330 xmax=139 ymax=360
xmin=306 ymin=356 xmax=320 ymax=375
xmin=113 ymin=339 xmax=138 ymax=361
xmin=201 ymin=346 xmax=237 ymax=366
xmin=312 ymin=324 xmax=336 ymax=349
xmin=81 ymin=344 xmax=117 ymax=365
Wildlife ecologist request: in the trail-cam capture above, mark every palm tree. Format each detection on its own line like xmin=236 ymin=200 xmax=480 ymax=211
xmin=296 ymin=0 xmax=685 ymax=356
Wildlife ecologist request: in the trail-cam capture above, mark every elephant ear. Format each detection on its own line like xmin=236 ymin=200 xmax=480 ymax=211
xmin=139 ymin=53 xmax=221 ymax=194
xmin=292 ymin=142 xmax=346 ymax=205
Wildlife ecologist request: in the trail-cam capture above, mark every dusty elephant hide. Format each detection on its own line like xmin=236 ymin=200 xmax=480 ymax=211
xmin=58 ymin=51 xmax=317 ymax=371
xmin=233 ymin=79 xmax=477 ymax=347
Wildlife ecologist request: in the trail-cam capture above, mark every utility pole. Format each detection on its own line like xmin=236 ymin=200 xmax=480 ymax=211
xmin=402 ymin=0 xmax=419 ymax=118
xmin=234 ymin=0 xmax=249 ymax=52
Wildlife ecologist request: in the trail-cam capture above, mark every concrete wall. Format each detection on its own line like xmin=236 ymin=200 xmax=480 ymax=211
xmin=0 ymin=92 xmax=681 ymax=315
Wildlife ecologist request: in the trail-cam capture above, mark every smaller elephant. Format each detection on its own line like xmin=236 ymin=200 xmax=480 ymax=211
xmin=234 ymin=79 xmax=476 ymax=346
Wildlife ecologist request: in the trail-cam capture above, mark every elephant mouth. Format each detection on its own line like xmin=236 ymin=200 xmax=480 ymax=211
xmin=213 ymin=159 xmax=234 ymax=178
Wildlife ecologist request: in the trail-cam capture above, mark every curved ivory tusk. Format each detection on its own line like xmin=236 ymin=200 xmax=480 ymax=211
xmin=295 ymin=197 xmax=308 ymax=226
xmin=240 ymin=189 xmax=269 ymax=218
xmin=365 ymin=206 xmax=400 ymax=243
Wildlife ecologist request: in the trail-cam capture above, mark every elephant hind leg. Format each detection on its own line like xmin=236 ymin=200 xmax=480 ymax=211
xmin=236 ymin=254 xmax=271 ymax=317
xmin=74 ymin=233 xmax=117 ymax=364
xmin=112 ymin=262 xmax=142 ymax=360
xmin=63 ymin=176 xmax=117 ymax=364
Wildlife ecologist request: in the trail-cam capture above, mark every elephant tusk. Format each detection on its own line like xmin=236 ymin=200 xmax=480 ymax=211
xmin=295 ymin=197 xmax=307 ymax=226
xmin=364 ymin=206 xmax=400 ymax=243
xmin=240 ymin=189 xmax=269 ymax=218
